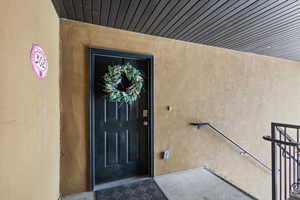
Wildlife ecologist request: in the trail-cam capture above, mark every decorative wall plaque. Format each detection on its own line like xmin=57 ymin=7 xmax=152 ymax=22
xmin=30 ymin=44 xmax=48 ymax=79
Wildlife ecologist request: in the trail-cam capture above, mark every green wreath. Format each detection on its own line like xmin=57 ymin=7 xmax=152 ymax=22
xmin=103 ymin=63 xmax=143 ymax=104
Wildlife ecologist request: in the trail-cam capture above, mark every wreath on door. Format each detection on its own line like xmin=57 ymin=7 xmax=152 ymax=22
xmin=103 ymin=63 xmax=144 ymax=104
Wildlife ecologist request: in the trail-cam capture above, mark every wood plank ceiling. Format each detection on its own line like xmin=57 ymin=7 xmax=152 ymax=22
xmin=52 ymin=0 xmax=300 ymax=61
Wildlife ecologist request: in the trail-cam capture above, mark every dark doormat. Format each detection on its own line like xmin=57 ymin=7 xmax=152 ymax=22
xmin=96 ymin=179 xmax=168 ymax=200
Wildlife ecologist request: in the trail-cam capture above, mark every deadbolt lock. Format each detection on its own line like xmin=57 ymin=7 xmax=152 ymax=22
xmin=143 ymin=110 xmax=148 ymax=117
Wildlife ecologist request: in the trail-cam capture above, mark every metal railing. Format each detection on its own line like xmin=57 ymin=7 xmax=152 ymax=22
xmin=190 ymin=122 xmax=271 ymax=171
xmin=263 ymin=123 xmax=300 ymax=200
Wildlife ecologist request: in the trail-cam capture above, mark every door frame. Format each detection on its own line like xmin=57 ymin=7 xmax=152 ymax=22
xmin=89 ymin=48 xmax=154 ymax=191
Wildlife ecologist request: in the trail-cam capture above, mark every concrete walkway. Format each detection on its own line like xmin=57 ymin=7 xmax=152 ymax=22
xmin=61 ymin=192 xmax=95 ymax=200
xmin=155 ymin=168 xmax=256 ymax=200
xmin=62 ymin=168 xmax=257 ymax=200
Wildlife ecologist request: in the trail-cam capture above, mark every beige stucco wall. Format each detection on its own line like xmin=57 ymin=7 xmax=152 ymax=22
xmin=0 ymin=1 xmax=60 ymax=200
xmin=60 ymin=19 xmax=300 ymax=200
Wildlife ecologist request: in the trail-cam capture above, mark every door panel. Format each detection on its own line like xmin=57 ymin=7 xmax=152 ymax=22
xmin=90 ymin=50 xmax=152 ymax=186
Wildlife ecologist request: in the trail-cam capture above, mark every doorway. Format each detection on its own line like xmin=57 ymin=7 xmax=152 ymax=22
xmin=89 ymin=48 xmax=154 ymax=190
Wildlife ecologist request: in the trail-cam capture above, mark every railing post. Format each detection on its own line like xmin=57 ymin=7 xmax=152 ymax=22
xmin=297 ymin=128 xmax=300 ymax=191
xmin=271 ymin=123 xmax=277 ymax=200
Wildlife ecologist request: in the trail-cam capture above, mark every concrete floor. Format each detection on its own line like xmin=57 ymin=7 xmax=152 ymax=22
xmin=61 ymin=192 xmax=95 ymax=200
xmin=154 ymin=168 xmax=255 ymax=200
xmin=62 ymin=168 xmax=256 ymax=200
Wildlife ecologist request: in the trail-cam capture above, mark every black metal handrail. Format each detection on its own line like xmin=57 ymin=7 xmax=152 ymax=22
xmin=263 ymin=136 xmax=299 ymax=163
xmin=190 ymin=122 xmax=271 ymax=171
xmin=263 ymin=136 xmax=300 ymax=147
xmin=276 ymin=127 xmax=300 ymax=151
xmin=263 ymin=127 xmax=300 ymax=163
xmin=263 ymin=122 xmax=300 ymax=200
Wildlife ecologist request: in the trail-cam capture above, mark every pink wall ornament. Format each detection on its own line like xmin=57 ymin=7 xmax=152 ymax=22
xmin=30 ymin=44 xmax=48 ymax=79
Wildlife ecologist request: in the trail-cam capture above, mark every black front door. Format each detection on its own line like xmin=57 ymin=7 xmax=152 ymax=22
xmin=90 ymin=48 xmax=153 ymax=188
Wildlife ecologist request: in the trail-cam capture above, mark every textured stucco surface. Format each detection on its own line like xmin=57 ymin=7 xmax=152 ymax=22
xmin=0 ymin=1 xmax=60 ymax=200
xmin=60 ymin=19 xmax=300 ymax=200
